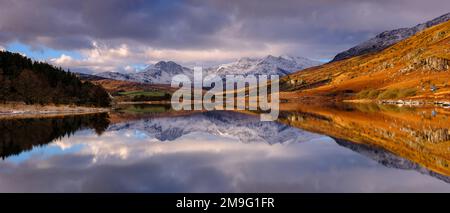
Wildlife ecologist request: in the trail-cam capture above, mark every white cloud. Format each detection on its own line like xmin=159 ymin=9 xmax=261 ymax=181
xmin=50 ymin=42 xmax=147 ymax=73
xmin=0 ymin=45 xmax=5 ymax=52
xmin=49 ymin=40 xmax=291 ymax=73
xmin=143 ymin=43 xmax=288 ymax=65
xmin=51 ymin=54 xmax=73 ymax=64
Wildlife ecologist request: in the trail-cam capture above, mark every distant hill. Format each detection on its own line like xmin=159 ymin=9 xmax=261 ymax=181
xmin=332 ymin=13 xmax=450 ymax=62
xmin=282 ymin=19 xmax=450 ymax=102
xmin=75 ymin=72 xmax=108 ymax=81
xmin=0 ymin=51 xmax=111 ymax=107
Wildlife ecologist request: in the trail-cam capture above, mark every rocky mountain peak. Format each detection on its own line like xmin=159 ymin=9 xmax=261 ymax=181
xmin=154 ymin=61 xmax=184 ymax=72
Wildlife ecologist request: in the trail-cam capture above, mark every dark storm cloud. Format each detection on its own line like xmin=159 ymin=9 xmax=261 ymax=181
xmin=77 ymin=0 xmax=232 ymax=48
xmin=0 ymin=0 xmax=232 ymax=49
xmin=207 ymin=0 xmax=450 ymax=56
xmin=0 ymin=0 xmax=449 ymax=59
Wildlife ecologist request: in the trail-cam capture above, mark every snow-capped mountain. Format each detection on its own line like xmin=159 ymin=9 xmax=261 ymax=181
xmin=208 ymin=55 xmax=322 ymax=76
xmin=332 ymin=12 xmax=450 ymax=62
xmin=134 ymin=61 xmax=194 ymax=84
xmin=97 ymin=61 xmax=193 ymax=84
xmin=96 ymin=55 xmax=321 ymax=84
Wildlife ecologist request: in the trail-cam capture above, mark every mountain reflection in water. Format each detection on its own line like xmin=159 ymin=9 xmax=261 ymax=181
xmin=0 ymin=104 xmax=449 ymax=192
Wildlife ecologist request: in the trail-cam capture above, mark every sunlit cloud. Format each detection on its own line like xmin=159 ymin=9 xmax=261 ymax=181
xmin=49 ymin=42 xmax=291 ymax=73
xmin=50 ymin=42 xmax=147 ymax=73
xmin=143 ymin=43 xmax=289 ymax=65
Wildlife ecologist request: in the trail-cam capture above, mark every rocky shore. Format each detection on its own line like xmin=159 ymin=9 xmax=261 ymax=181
xmin=379 ymin=99 xmax=450 ymax=107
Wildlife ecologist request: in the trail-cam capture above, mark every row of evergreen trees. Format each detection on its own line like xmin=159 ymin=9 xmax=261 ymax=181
xmin=0 ymin=51 xmax=111 ymax=107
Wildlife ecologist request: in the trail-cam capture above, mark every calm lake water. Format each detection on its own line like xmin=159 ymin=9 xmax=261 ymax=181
xmin=0 ymin=104 xmax=450 ymax=192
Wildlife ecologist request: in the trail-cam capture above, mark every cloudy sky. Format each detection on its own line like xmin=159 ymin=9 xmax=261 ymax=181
xmin=0 ymin=0 xmax=449 ymax=73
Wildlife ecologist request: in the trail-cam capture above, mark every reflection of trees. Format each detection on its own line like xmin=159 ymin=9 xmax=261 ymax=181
xmin=0 ymin=113 xmax=110 ymax=159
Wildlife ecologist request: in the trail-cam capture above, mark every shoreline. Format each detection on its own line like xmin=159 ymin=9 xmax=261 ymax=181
xmin=343 ymin=99 xmax=450 ymax=107
xmin=116 ymin=101 xmax=171 ymax=105
xmin=0 ymin=103 xmax=110 ymax=119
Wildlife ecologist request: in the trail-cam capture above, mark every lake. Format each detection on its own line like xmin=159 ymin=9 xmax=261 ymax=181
xmin=0 ymin=103 xmax=449 ymax=192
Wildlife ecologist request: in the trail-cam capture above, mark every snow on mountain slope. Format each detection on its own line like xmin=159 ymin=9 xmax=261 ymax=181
xmin=332 ymin=12 xmax=450 ymax=62
xmin=210 ymin=55 xmax=322 ymax=76
xmin=133 ymin=61 xmax=193 ymax=84
xmin=96 ymin=55 xmax=322 ymax=84
xmin=96 ymin=71 xmax=140 ymax=82
xmin=97 ymin=61 xmax=193 ymax=84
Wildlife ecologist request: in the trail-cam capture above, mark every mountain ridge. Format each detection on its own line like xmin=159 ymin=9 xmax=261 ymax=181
xmin=332 ymin=12 xmax=450 ymax=62
xmin=96 ymin=55 xmax=322 ymax=84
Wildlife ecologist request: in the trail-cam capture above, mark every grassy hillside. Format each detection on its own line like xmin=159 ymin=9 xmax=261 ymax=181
xmin=0 ymin=51 xmax=111 ymax=107
xmin=84 ymin=78 xmax=177 ymax=102
xmin=282 ymin=20 xmax=450 ymax=102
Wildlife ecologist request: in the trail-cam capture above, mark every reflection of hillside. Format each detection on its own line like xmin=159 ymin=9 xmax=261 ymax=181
xmin=277 ymin=103 xmax=450 ymax=177
xmin=0 ymin=113 xmax=110 ymax=159
xmin=334 ymin=138 xmax=450 ymax=183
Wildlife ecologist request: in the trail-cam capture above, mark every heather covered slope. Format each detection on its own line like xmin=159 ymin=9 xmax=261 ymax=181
xmin=281 ymin=20 xmax=450 ymax=103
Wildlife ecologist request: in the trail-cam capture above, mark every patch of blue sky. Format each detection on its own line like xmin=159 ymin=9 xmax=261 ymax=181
xmin=6 ymin=41 xmax=82 ymax=61
xmin=6 ymin=143 xmax=85 ymax=164
xmin=134 ymin=64 xmax=149 ymax=71
xmin=317 ymin=58 xmax=331 ymax=63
